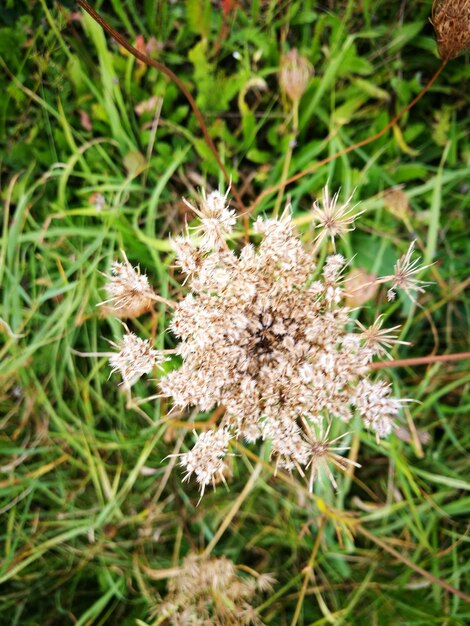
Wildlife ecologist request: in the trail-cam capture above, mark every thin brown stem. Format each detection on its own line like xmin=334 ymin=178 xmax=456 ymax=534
xmin=371 ymin=351 xmax=470 ymax=370
xmin=250 ymin=60 xmax=448 ymax=213
xmin=75 ymin=0 xmax=247 ymax=218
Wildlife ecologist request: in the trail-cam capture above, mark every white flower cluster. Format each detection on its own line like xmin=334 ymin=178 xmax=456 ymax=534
xmin=106 ymin=187 xmax=428 ymax=495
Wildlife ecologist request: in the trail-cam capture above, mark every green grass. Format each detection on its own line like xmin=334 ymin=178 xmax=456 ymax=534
xmin=1 ymin=1 xmax=470 ymax=624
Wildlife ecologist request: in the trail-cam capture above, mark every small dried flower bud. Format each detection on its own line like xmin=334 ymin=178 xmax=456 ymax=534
xmin=172 ymin=234 xmax=203 ymax=280
xmin=345 ymin=268 xmax=378 ymax=308
xmin=109 ymin=331 xmax=162 ymax=387
xmin=323 ymin=254 xmax=346 ymax=283
xmin=432 ymin=0 xmax=470 ymax=61
xmin=101 ymin=252 xmax=155 ymax=318
xmin=303 ymin=429 xmax=360 ymax=491
xmin=383 ymin=186 xmax=409 ymax=220
xmin=356 ymin=315 xmax=409 ymax=359
xmin=279 ymin=49 xmax=313 ymax=103
xmin=256 ymin=573 xmax=276 ymax=593
xmin=263 ymin=418 xmax=310 ymax=470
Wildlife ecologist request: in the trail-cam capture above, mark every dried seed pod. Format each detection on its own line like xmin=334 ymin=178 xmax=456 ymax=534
xmin=383 ymin=186 xmax=409 ymax=220
xmin=431 ymin=0 xmax=470 ymax=61
xmin=279 ymin=49 xmax=313 ymax=103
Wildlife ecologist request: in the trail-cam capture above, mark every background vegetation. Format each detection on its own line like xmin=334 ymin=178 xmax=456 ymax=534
xmin=1 ymin=0 xmax=469 ymax=624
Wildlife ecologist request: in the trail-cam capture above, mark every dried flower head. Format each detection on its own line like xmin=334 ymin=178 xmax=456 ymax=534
xmin=155 ymin=554 xmax=273 ymax=625
xmin=102 ymin=185 xmax=430 ymax=495
xmin=109 ymin=331 xmax=162 ymax=387
xmin=304 ymin=429 xmax=360 ymax=491
xmin=179 ymin=428 xmax=232 ymax=496
xmin=431 ymin=0 xmax=470 ymax=60
xmin=354 ymin=379 xmax=408 ymax=438
xmin=356 ymin=315 xmax=410 ymax=359
xmin=100 ymin=251 xmax=155 ymax=318
xmin=155 ymin=190 xmax=420 ymax=494
xmin=279 ymin=49 xmax=313 ymax=103
xmin=172 ymin=230 xmax=204 ymax=282
xmin=312 ymin=186 xmax=363 ymax=249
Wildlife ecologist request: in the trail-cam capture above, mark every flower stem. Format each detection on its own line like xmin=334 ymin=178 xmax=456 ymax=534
xmin=273 ymin=100 xmax=299 ymax=217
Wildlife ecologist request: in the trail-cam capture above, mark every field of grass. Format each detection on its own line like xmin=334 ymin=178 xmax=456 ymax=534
xmin=1 ymin=1 xmax=470 ymax=624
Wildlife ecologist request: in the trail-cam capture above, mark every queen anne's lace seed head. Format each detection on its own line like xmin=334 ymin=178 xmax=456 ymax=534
xmin=304 ymin=429 xmax=360 ymax=491
xmin=354 ymin=379 xmax=406 ymax=438
xmin=154 ymin=189 xmax=426 ymax=494
xmin=103 ymin=186 xmax=429 ymax=495
xmin=109 ymin=331 xmax=162 ymax=388
xmin=357 ymin=316 xmax=410 ymax=359
xmin=183 ymin=188 xmax=236 ymax=251
xmin=155 ymin=554 xmax=273 ymax=625
xmin=172 ymin=231 xmax=203 ymax=281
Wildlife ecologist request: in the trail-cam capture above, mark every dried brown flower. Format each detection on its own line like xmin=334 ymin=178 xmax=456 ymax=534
xmin=154 ymin=554 xmax=272 ymax=625
xmin=431 ymin=0 xmax=470 ymax=60
xmin=179 ymin=428 xmax=232 ymax=496
xmin=279 ymin=49 xmax=313 ymax=103
xmin=312 ymin=186 xmax=363 ymax=249
xmin=156 ymin=191 xmax=417 ymax=493
xmin=182 ymin=188 xmax=236 ymax=252
xmin=354 ymin=379 xmax=405 ymax=438
xmin=104 ymin=187 xmax=429 ymax=495
xmin=356 ymin=315 xmax=410 ymax=359
xmin=379 ymin=241 xmax=431 ymax=303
